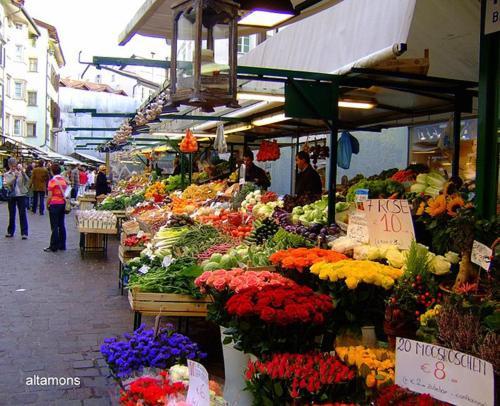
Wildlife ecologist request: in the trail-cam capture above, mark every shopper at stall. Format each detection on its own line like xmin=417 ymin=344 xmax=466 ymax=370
xmin=87 ymin=167 xmax=96 ymax=189
xmin=172 ymin=157 xmax=181 ymax=175
xmin=45 ymin=163 xmax=67 ymax=252
xmin=78 ymin=166 xmax=88 ymax=195
xmin=243 ymin=150 xmax=270 ymax=189
xmin=69 ymin=164 xmax=80 ymax=200
xmin=4 ymin=157 xmax=29 ymax=239
xmin=295 ymin=151 xmax=322 ymax=197
xmin=95 ymin=165 xmax=110 ymax=196
xmin=30 ymin=160 xmax=49 ymax=215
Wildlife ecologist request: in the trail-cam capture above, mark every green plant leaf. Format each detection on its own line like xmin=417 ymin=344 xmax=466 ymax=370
xmin=223 ymin=336 xmax=232 ymax=345
xmin=273 ymin=382 xmax=283 ymax=397
xmin=484 ymin=313 xmax=500 ymax=332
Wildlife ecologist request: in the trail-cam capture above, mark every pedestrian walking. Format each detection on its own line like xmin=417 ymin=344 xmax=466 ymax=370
xmin=30 ymin=160 xmax=49 ymax=215
xmin=45 ymin=163 xmax=68 ymax=252
xmin=87 ymin=168 xmax=95 ymax=190
xmin=4 ymin=157 xmax=29 ymax=239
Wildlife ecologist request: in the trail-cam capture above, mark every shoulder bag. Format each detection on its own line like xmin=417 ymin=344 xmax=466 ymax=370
xmin=54 ymin=177 xmax=71 ymax=214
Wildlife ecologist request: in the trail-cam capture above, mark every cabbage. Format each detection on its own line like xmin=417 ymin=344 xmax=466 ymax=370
xmin=425 ymin=186 xmax=441 ymax=197
xmin=416 ymin=173 xmax=428 ymax=184
xmin=410 ymin=183 xmax=426 ymax=193
xmin=426 ymin=172 xmax=446 ymax=189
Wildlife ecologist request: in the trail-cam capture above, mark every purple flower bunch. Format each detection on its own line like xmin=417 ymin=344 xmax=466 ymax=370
xmin=100 ymin=324 xmax=207 ymax=378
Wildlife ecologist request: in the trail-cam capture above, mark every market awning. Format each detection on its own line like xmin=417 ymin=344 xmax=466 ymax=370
xmin=238 ymin=0 xmax=479 ymax=82
xmin=118 ymin=0 xmax=342 ymax=45
xmin=72 ymin=151 xmax=106 ymax=165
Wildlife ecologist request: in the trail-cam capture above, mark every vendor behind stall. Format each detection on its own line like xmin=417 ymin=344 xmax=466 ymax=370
xmin=295 ymin=151 xmax=322 ymax=197
xmin=243 ymin=150 xmax=270 ymax=189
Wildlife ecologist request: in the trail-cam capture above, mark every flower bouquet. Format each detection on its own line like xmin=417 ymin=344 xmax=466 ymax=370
xmin=245 ymin=352 xmax=358 ymax=405
xmin=310 ymin=260 xmax=403 ymax=337
xmin=119 ymin=365 xmax=226 ymax=406
xmin=384 ymin=243 xmax=441 ymax=347
xmin=195 ymin=268 xmax=297 ymax=326
xmin=335 ymin=346 xmax=395 ymax=392
xmin=223 ymin=285 xmax=334 ymax=356
xmin=100 ymin=324 xmax=206 ymax=380
xmin=269 ymin=247 xmax=348 ymax=288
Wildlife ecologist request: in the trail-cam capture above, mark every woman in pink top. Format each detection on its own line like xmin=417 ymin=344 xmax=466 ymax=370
xmin=45 ymin=163 xmax=68 ymax=252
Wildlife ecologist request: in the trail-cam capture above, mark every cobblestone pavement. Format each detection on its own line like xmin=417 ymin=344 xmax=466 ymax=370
xmin=0 ymin=202 xmax=223 ymax=405
xmin=0 ymin=202 xmax=131 ymax=405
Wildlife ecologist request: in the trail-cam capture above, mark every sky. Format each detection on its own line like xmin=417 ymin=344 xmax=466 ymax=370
xmin=24 ymin=0 xmax=169 ymax=79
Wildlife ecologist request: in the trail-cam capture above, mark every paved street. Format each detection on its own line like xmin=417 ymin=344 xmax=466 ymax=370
xmin=0 ymin=202 xmax=223 ymax=405
xmin=0 ymin=202 xmax=133 ymax=405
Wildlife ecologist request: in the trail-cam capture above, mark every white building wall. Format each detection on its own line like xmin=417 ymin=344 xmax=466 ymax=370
xmin=57 ymin=87 xmax=139 ymax=160
xmin=1 ymin=8 xmax=62 ymax=149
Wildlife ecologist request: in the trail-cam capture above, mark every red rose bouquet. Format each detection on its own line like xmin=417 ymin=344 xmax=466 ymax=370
xmin=224 ymin=285 xmax=334 ymax=355
xmin=119 ymin=371 xmax=186 ymax=406
xmin=195 ymin=268 xmax=297 ymax=326
xmin=246 ymin=352 xmax=358 ymax=404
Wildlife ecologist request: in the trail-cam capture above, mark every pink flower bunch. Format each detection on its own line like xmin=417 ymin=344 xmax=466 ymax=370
xmin=195 ymin=268 xmax=296 ymax=294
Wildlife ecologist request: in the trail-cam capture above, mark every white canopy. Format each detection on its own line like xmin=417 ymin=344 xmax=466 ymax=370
xmin=239 ymin=0 xmax=479 ymax=82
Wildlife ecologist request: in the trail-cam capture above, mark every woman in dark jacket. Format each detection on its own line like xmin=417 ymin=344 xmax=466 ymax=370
xmin=95 ymin=165 xmax=110 ymax=196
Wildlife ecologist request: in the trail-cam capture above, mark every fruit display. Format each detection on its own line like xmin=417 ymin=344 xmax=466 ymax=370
xmin=169 ymin=196 xmax=199 ymax=215
xmin=123 ymin=233 xmax=150 ymax=247
xmin=182 ymin=181 xmax=226 ymax=201
xmin=256 ymin=140 xmax=280 ymax=161
xmin=409 ymin=171 xmax=447 ymax=197
xmin=179 ymin=129 xmax=198 ymax=153
xmin=145 ymin=181 xmax=168 ymax=202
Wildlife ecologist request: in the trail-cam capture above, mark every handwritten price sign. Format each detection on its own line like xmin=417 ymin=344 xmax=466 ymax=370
xmin=186 ymin=360 xmax=210 ymax=406
xmin=396 ymin=337 xmax=494 ymax=406
xmin=364 ymin=199 xmax=415 ymax=249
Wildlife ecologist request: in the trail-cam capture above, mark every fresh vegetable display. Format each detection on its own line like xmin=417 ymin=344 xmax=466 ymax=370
xmin=346 ymin=179 xmax=405 ymax=202
xmin=274 ymin=208 xmax=340 ymax=242
xmin=245 ymin=218 xmax=279 ymax=245
xmin=127 ymin=256 xmax=203 ymax=297
xmin=390 ymin=169 xmax=416 ymax=183
xmin=240 ymin=189 xmax=262 ymax=211
xmin=410 ymin=171 xmax=447 ymax=197
xmin=123 ymin=234 xmax=150 ymax=247
xmin=145 ymin=181 xmax=167 ymax=202
xmin=231 ymin=183 xmax=257 ymax=210
xmin=171 ymin=224 xmax=226 ymax=257
xmin=164 ymin=174 xmax=183 ymax=192
xmin=291 ymin=196 xmax=329 ymax=226
xmin=196 ymin=243 xmax=234 ymax=262
xmin=144 ymin=226 xmax=190 ymax=258
xmin=251 ymin=199 xmax=284 ymax=219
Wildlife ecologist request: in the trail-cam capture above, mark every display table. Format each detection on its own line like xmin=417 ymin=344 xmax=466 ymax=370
xmin=78 ymin=227 xmax=117 ymax=259
xmin=111 ymin=210 xmax=128 ymax=235
xmin=78 ymin=196 xmax=96 ymax=211
xmin=128 ymin=289 xmax=211 ymax=330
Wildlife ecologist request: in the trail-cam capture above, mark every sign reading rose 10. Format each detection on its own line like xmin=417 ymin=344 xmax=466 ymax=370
xmin=364 ymin=199 xmax=415 ymax=250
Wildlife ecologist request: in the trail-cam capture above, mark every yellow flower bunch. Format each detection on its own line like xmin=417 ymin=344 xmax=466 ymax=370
xmin=310 ymin=260 xmax=403 ymax=290
xmin=419 ymin=304 xmax=442 ymax=326
xmin=336 ymin=346 xmax=395 ymax=388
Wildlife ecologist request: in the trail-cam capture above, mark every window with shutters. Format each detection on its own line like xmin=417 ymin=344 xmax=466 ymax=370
xmin=28 ymin=91 xmax=37 ymax=106
xmin=26 ymin=122 xmax=36 ymax=137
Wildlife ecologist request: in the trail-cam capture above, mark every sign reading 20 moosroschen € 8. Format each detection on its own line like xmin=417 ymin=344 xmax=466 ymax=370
xmin=396 ymin=338 xmax=494 ymax=406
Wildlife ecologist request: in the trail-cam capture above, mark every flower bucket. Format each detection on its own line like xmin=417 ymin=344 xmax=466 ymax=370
xmin=220 ymin=326 xmax=253 ymax=406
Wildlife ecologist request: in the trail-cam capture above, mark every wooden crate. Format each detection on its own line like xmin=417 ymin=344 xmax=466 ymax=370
xmin=119 ymin=245 xmax=141 ymax=263
xmin=128 ymin=289 xmax=211 ymax=317
xmin=78 ymin=227 xmax=117 ymax=235
xmin=244 ymin=265 xmax=277 ymax=272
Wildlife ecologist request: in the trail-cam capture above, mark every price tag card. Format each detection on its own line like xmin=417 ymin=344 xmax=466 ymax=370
xmin=186 ymin=360 xmax=210 ymax=406
xmin=347 ymin=211 xmax=369 ymax=244
xmin=396 ymin=337 xmax=494 ymax=406
xmin=364 ymin=199 xmax=415 ymax=249
xmin=471 ymin=240 xmax=492 ymax=271
xmin=138 ymin=265 xmax=150 ymax=275
xmin=354 ymin=189 xmax=369 ymax=202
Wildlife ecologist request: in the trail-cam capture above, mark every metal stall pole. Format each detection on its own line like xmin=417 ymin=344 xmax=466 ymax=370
xmin=451 ymin=95 xmax=462 ymax=179
xmin=327 ymin=124 xmax=338 ymax=225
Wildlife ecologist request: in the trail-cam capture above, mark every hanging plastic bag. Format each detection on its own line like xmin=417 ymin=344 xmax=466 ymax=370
xmin=337 ymin=131 xmax=353 ymax=169
xmin=214 ymin=123 xmax=227 ymax=153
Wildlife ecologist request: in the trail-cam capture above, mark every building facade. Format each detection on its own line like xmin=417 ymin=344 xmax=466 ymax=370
xmin=0 ymin=0 xmax=64 ymax=149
